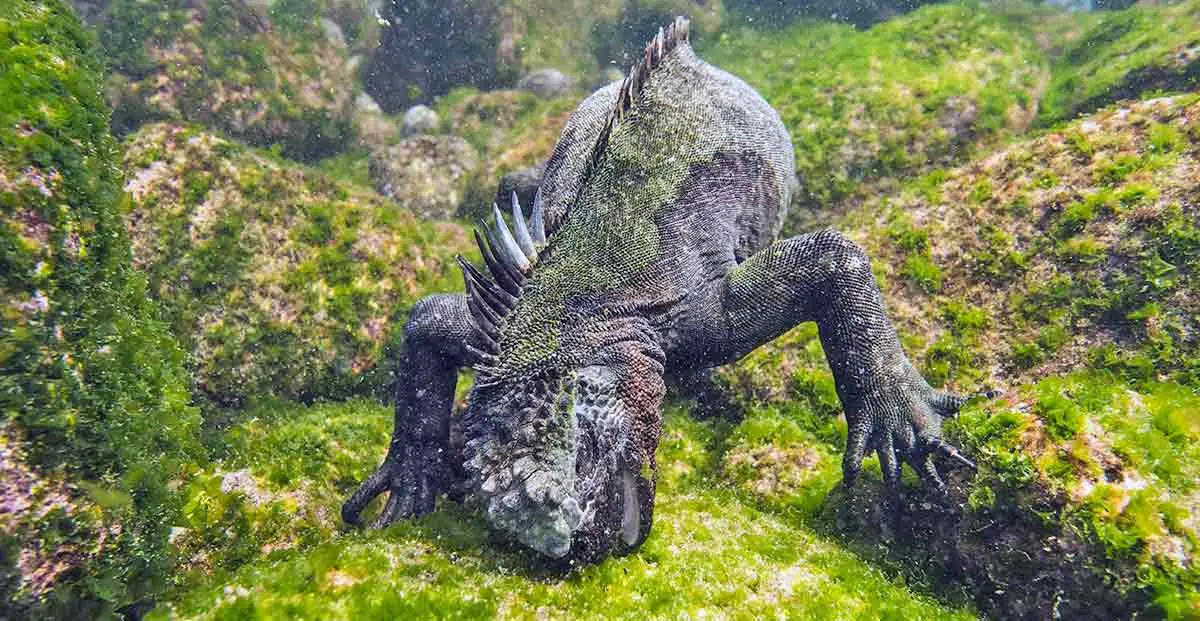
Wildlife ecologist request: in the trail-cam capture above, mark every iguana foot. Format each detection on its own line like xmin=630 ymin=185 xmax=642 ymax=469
xmin=840 ymin=365 xmax=999 ymax=499
xmin=342 ymin=441 xmax=454 ymax=528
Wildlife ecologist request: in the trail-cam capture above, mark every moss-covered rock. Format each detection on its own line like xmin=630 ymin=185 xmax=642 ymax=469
xmin=853 ymin=94 xmax=1200 ymax=388
xmin=100 ymin=0 xmax=355 ymax=161
xmin=704 ymin=5 xmax=1049 ymax=228
xmin=1040 ymin=0 xmax=1200 ymax=124
xmin=1 ymin=1 xmax=201 ymax=615
xmin=714 ymin=94 xmax=1200 ymax=618
xmin=368 ymin=135 xmax=481 ymax=220
xmin=435 ymin=87 xmax=575 ymax=218
xmin=121 ymin=123 xmax=476 ymax=407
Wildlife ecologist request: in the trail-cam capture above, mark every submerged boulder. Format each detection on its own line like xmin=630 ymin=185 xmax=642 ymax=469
xmin=437 ymin=88 xmax=573 ymax=218
xmin=363 ymin=0 xmax=516 ymax=113
xmin=1041 ymin=0 xmax=1200 ymax=123
xmin=705 ymin=5 xmax=1049 ymax=228
xmin=1 ymin=1 xmax=200 ymax=615
xmin=368 ymin=135 xmax=481 ymax=219
xmin=716 ymin=94 xmax=1200 ymax=618
xmin=122 ymin=123 xmax=476 ymax=407
xmin=401 ymin=104 xmax=440 ymax=137
xmin=100 ymin=0 xmax=355 ymax=160
xmin=517 ymin=68 xmax=573 ymax=99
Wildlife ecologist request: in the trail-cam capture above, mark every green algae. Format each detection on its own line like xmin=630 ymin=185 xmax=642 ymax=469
xmin=100 ymin=0 xmax=355 ymax=160
xmin=152 ymin=405 xmax=976 ymax=620
xmin=704 ymin=4 xmax=1048 ymax=225
xmin=1039 ymin=0 xmax=1200 ymax=125
xmin=121 ymin=123 xmax=476 ymax=408
xmin=1 ymin=1 xmax=200 ymax=615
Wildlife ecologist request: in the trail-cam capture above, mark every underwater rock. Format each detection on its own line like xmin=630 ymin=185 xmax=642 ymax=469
xmin=402 ymin=104 xmax=441 ymax=137
xmin=518 ymin=68 xmax=573 ymax=98
xmin=369 ymin=135 xmax=481 ymax=220
xmin=437 ymin=88 xmax=572 ymax=218
xmin=1040 ymin=0 xmax=1200 ymax=123
xmin=494 ymin=164 xmax=545 ymax=214
xmin=353 ymin=95 xmax=400 ymax=151
xmin=121 ymin=123 xmax=475 ymax=407
xmin=320 ymin=16 xmax=346 ymax=48
xmin=363 ymin=0 xmax=515 ymax=113
xmin=716 ymin=94 xmax=1200 ymax=618
xmin=1 ymin=1 xmax=201 ymax=615
xmin=100 ymin=0 xmax=356 ymax=161
xmin=704 ymin=5 xmax=1049 ymax=229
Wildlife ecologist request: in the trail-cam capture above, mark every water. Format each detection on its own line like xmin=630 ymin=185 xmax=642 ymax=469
xmin=3 ymin=0 xmax=1198 ymax=618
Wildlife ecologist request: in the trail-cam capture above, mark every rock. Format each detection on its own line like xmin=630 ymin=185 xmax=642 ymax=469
xmin=1040 ymin=0 xmax=1200 ymax=123
xmin=357 ymin=93 xmax=383 ymax=114
xmin=1 ymin=1 xmax=200 ymax=615
xmin=100 ymin=0 xmax=355 ymax=161
xmin=363 ymin=0 xmax=516 ymax=113
xmin=716 ymin=94 xmax=1200 ymax=619
xmin=369 ymin=135 xmax=481 ymax=219
xmin=439 ymin=88 xmax=572 ymax=219
xmin=122 ymin=123 xmax=476 ymax=406
xmin=518 ymin=68 xmax=572 ymax=98
xmin=402 ymin=105 xmax=440 ymax=136
xmin=354 ymin=94 xmax=399 ymax=150
xmin=494 ymin=164 xmax=545 ymax=211
xmin=320 ymin=17 xmax=346 ymax=48
xmin=704 ymin=4 xmax=1049 ymax=229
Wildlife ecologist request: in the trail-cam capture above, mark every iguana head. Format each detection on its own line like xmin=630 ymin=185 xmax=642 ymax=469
xmin=457 ymin=192 xmax=664 ymax=562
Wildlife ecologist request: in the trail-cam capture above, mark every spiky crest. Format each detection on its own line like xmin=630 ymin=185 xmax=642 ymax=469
xmin=458 ymin=17 xmax=690 ymax=372
xmin=586 ymin=16 xmax=690 ymax=178
xmin=459 ymin=191 xmax=546 ymax=373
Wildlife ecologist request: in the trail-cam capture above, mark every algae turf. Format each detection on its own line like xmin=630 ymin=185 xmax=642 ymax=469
xmin=712 ymin=94 xmax=1200 ymax=617
xmin=120 ymin=123 xmax=477 ymax=409
xmin=99 ymin=0 xmax=355 ymax=161
xmin=150 ymin=404 xmax=976 ymax=621
xmin=849 ymin=94 xmax=1200 ymax=390
xmin=704 ymin=4 xmax=1049 ymax=228
xmin=1 ymin=0 xmax=201 ymax=616
xmin=1039 ymin=0 xmax=1200 ymax=125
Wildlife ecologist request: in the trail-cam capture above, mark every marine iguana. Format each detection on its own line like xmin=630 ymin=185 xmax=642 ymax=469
xmin=343 ymin=17 xmax=990 ymax=562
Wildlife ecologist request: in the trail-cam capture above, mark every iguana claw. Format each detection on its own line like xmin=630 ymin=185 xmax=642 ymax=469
xmin=840 ymin=373 xmax=999 ymax=498
xmin=342 ymin=442 xmax=451 ymax=528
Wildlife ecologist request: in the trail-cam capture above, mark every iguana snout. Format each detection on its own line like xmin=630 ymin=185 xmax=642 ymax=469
xmin=460 ymin=359 xmax=658 ymax=561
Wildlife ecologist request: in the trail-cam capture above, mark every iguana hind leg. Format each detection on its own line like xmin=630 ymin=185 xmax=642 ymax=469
xmin=712 ymin=229 xmax=992 ymax=497
xmin=342 ymin=293 xmax=479 ymax=528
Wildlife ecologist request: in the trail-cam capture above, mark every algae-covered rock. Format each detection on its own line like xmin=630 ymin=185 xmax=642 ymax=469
xmin=1 ymin=1 xmax=200 ymax=615
xmin=1040 ymin=0 xmax=1200 ymax=124
xmin=705 ymin=5 xmax=1049 ymax=228
xmin=122 ymin=123 xmax=476 ymax=407
xmin=715 ymin=94 xmax=1200 ymax=618
xmin=436 ymin=87 xmax=574 ymax=218
xmin=100 ymin=0 xmax=355 ymax=160
xmin=517 ymin=68 xmax=573 ymax=99
xmin=368 ymin=135 xmax=481 ymax=219
xmin=853 ymin=95 xmax=1200 ymax=388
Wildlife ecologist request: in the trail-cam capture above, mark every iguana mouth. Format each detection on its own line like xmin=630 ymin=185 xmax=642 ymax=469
xmin=461 ymin=363 xmax=648 ymax=560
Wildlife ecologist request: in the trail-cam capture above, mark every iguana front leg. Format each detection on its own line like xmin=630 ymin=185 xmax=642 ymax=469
xmin=342 ymin=293 xmax=479 ymax=528
xmin=713 ymin=229 xmax=989 ymax=496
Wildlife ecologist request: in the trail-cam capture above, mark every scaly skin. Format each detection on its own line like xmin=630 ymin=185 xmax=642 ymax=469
xmin=343 ymin=18 xmax=990 ymax=562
